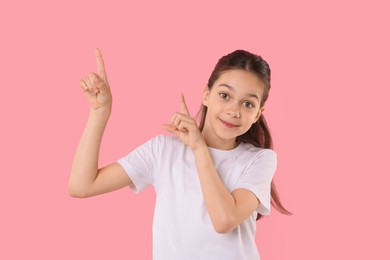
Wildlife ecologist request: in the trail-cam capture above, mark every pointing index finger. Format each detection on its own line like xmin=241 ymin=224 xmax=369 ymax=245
xmin=95 ymin=48 xmax=107 ymax=82
xmin=180 ymin=94 xmax=190 ymax=115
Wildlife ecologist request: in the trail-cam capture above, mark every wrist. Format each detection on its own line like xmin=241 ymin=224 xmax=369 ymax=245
xmin=191 ymin=140 xmax=208 ymax=152
xmin=192 ymin=141 xmax=214 ymax=170
xmin=89 ymin=107 xmax=111 ymax=122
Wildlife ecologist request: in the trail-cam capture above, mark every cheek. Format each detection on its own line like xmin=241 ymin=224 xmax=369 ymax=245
xmin=207 ymin=101 xmax=223 ymax=114
xmin=245 ymin=110 xmax=260 ymax=124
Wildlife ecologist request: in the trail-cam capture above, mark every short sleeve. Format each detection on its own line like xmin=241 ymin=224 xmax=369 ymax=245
xmin=234 ymin=149 xmax=277 ymax=216
xmin=117 ymin=135 xmax=163 ymax=193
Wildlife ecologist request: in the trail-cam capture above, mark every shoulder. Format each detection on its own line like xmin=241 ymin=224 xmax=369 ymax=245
xmin=148 ymin=134 xmax=184 ymax=150
xmin=238 ymin=143 xmax=277 ymax=174
xmin=240 ymin=143 xmax=277 ymax=162
xmin=152 ymin=134 xmax=181 ymax=144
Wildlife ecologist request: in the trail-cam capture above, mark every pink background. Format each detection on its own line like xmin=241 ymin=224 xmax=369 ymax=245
xmin=1 ymin=0 xmax=389 ymax=259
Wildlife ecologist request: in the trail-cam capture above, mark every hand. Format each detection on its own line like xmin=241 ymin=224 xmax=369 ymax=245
xmin=80 ymin=49 xmax=112 ymax=111
xmin=163 ymin=95 xmax=206 ymax=151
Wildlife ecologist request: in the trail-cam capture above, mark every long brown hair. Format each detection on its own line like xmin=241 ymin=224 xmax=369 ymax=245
xmin=198 ymin=50 xmax=292 ymax=220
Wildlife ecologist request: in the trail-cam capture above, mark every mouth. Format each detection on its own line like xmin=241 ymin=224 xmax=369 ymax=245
xmin=219 ymin=118 xmax=240 ymax=128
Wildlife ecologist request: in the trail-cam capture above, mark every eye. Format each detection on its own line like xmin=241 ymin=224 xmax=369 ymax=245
xmin=219 ymin=92 xmax=229 ymax=100
xmin=243 ymin=101 xmax=255 ymax=108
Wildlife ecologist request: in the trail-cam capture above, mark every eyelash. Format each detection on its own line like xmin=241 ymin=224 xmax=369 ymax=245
xmin=219 ymin=92 xmax=229 ymax=99
xmin=218 ymin=92 xmax=255 ymax=108
xmin=243 ymin=101 xmax=254 ymax=108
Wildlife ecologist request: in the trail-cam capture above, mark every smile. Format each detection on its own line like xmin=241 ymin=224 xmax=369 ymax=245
xmin=219 ymin=119 xmax=240 ymax=128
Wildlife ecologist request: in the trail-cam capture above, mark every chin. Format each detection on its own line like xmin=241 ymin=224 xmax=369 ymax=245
xmin=215 ymin=132 xmax=241 ymax=143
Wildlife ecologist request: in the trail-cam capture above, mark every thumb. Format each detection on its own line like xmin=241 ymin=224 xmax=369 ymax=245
xmin=162 ymin=124 xmax=180 ymax=135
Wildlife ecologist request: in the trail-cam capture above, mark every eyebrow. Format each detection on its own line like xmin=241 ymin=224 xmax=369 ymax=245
xmin=218 ymin=83 xmax=260 ymax=101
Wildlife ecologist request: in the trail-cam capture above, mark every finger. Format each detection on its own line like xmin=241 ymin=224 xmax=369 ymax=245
xmin=177 ymin=121 xmax=189 ymax=131
xmin=80 ymin=79 xmax=88 ymax=91
xmin=85 ymin=75 xmax=93 ymax=91
xmin=171 ymin=113 xmax=187 ymax=129
xmin=162 ymin=124 xmax=181 ymax=135
xmin=171 ymin=112 xmax=196 ymax=128
xmin=171 ymin=114 xmax=180 ymax=128
xmin=89 ymin=72 xmax=109 ymax=94
xmin=88 ymin=73 xmax=100 ymax=94
xmin=80 ymin=80 xmax=94 ymax=100
xmin=95 ymin=48 xmax=108 ymax=82
xmin=177 ymin=118 xmax=198 ymax=132
xmin=180 ymin=94 xmax=190 ymax=115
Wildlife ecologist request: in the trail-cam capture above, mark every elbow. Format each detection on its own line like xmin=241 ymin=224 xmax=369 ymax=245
xmin=68 ymin=189 xmax=85 ymax=198
xmin=68 ymin=174 xmax=92 ymax=198
xmin=68 ymin=184 xmax=88 ymax=198
xmin=214 ymin=226 xmax=232 ymax=234
xmin=69 ymin=191 xmax=86 ymax=198
xmin=212 ymin=215 xmax=236 ymax=234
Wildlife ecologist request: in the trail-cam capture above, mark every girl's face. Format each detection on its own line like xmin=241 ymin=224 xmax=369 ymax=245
xmin=202 ymin=69 xmax=265 ymax=150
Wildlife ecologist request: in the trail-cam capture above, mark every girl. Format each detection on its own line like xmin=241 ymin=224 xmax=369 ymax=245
xmin=70 ymin=49 xmax=291 ymax=259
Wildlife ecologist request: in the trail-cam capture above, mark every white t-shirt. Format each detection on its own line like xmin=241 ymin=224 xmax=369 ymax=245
xmin=117 ymin=135 xmax=276 ymax=260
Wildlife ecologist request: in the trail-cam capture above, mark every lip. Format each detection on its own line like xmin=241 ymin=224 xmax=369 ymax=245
xmin=219 ymin=118 xmax=240 ymax=128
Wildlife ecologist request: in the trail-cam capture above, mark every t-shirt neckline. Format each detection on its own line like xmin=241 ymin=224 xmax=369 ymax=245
xmin=207 ymin=142 xmax=245 ymax=156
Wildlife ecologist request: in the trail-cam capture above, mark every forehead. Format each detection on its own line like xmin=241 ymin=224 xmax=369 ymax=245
xmin=213 ymin=69 xmax=265 ymax=95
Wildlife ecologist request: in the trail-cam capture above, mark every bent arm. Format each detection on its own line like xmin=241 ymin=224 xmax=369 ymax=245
xmin=163 ymin=95 xmax=260 ymax=233
xmin=69 ymin=110 xmax=132 ymax=198
xmin=193 ymin=145 xmax=259 ymax=234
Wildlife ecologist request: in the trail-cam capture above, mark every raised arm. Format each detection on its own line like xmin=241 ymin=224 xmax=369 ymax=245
xmin=69 ymin=49 xmax=131 ymax=198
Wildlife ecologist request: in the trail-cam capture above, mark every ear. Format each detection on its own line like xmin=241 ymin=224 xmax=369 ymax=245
xmin=254 ymin=107 xmax=265 ymax=123
xmin=202 ymin=86 xmax=210 ymax=107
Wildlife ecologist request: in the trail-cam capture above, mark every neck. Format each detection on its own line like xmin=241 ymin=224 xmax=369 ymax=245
xmin=201 ymin=132 xmax=237 ymax=151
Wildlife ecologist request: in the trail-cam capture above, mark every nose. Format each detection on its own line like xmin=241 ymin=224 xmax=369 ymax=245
xmin=227 ymin=103 xmax=241 ymax=118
